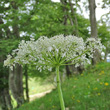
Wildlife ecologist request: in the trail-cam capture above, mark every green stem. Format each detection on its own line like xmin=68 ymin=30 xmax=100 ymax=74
xmin=56 ymin=66 xmax=65 ymax=110
xmin=64 ymin=50 xmax=88 ymax=64
xmin=61 ymin=59 xmax=81 ymax=66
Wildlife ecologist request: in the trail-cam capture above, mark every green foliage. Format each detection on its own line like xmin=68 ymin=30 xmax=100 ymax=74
xmin=27 ymin=65 xmax=52 ymax=79
xmin=0 ymin=63 xmax=8 ymax=89
xmin=0 ymin=39 xmax=19 ymax=56
xmin=98 ymin=23 xmax=110 ymax=53
xmin=98 ymin=23 xmax=110 ymax=45
xmin=15 ymin=62 xmax=110 ymax=110
xmin=102 ymin=0 xmax=110 ymax=8
xmin=0 ymin=39 xmax=19 ymax=91
xmin=77 ymin=15 xmax=90 ymax=39
xmin=0 ymin=0 xmax=91 ymax=41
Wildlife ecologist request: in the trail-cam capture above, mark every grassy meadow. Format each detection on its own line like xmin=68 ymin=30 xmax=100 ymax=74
xmin=15 ymin=62 xmax=110 ymax=110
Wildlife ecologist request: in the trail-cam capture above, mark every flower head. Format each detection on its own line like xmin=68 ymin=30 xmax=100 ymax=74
xmin=4 ymin=35 xmax=105 ymax=71
xmin=98 ymin=93 xmax=101 ymax=96
xmin=105 ymin=82 xmax=109 ymax=86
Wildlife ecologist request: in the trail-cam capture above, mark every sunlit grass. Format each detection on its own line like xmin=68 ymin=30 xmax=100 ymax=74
xmin=28 ymin=77 xmax=54 ymax=95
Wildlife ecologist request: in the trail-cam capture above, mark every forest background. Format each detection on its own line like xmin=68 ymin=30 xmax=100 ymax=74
xmin=0 ymin=0 xmax=110 ymax=110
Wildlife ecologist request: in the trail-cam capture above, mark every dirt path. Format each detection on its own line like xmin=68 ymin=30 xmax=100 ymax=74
xmin=29 ymin=89 xmax=52 ymax=101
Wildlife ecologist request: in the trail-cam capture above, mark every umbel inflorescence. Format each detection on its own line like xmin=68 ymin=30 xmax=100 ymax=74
xmin=4 ymin=35 xmax=105 ymax=71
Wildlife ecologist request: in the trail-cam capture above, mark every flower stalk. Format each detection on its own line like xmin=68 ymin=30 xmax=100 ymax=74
xmin=56 ymin=66 xmax=65 ymax=110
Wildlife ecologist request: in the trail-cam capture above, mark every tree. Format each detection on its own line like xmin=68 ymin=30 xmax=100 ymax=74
xmin=9 ymin=1 xmax=25 ymax=107
xmin=68 ymin=0 xmax=79 ymax=36
xmin=0 ymin=59 xmax=12 ymax=110
xmin=0 ymin=0 xmax=26 ymax=108
xmin=24 ymin=65 xmax=29 ymax=102
xmin=88 ymin=0 xmax=100 ymax=64
xmin=98 ymin=22 xmax=110 ymax=57
xmin=60 ymin=0 xmax=72 ymax=76
xmin=0 ymin=3 xmax=13 ymax=108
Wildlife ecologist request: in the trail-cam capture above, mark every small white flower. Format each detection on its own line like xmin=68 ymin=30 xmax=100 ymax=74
xmin=10 ymin=66 xmax=13 ymax=71
xmin=48 ymin=47 xmax=52 ymax=52
xmin=62 ymin=53 xmax=66 ymax=58
xmin=56 ymin=48 xmax=59 ymax=53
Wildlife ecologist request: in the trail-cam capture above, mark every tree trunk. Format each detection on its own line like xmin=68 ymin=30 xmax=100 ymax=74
xmin=68 ymin=0 xmax=84 ymax=74
xmin=0 ymin=1 xmax=25 ymax=109
xmin=66 ymin=63 xmax=71 ymax=77
xmin=9 ymin=68 xmax=21 ymax=107
xmin=11 ymin=1 xmax=19 ymax=38
xmin=24 ymin=65 xmax=29 ymax=102
xmin=0 ymin=57 xmax=12 ymax=110
xmin=5 ymin=26 xmax=12 ymax=39
xmin=0 ymin=16 xmax=3 ymax=39
xmin=8 ymin=1 xmax=25 ymax=107
xmin=68 ymin=0 xmax=79 ymax=36
xmin=0 ymin=90 xmax=8 ymax=110
xmin=60 ymin=0 xmax=68 ymax=26
xmin=60 ymin=0 xmax=72 ymax=77
xmin=4 ymin=88 xmax=13 ymax=110
xmin=89 ymin=0 xmax=97 ymax=38
xmin=88 ymin=0 xmax=100 ymax=64
xmin=9 ymin=64 xmax=25 ymax=107
xmin=15 ymin=64 xmax=25 ymax=103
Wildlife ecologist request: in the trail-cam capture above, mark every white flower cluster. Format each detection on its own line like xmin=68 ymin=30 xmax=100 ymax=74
xmin=4 ymin=35 xmax=105 ymax=71
xmin=85 ymin=38 xmax=106 ymax=59
xmin=86 ymin=38 xmax=105 ymax=52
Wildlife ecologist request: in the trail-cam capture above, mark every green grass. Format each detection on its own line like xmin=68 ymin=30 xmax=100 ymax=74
xmin=15 ymin=62 xmax=110 ymax=110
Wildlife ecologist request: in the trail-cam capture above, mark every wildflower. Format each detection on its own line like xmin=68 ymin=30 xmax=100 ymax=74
xmin=49 ymin=99 xmax=51 ymax=101
xmin=99 ymin=71 xmax=104 ymax=75
xmin=77 ymin=100 xmax=80 ymax=103
xmin=101 ymin=71 xmax=104 ymax=74
xmin=105 ymin=82 xmax=109 ymax=86
xmin=99 ymin=73 xmax=102 ymax=75
xmin=52 ymin=105 xmax=56 ymax=108
xmin=94 ymin=87 xmax=98 ymax=90
xmin=81 ymin=74 xmax=83 ymax=76
xmin=48 ymin=46 xmax=52 ymax=52
xmin=88 ymin=86 xmax=90 ymax=88
xmin=97 ymin=93 xmax=101 ymax=96
xmin=74 ymin=78 xmax=77 ymax=80
xmin=73 ymin=86 xmax=76 ymax=88
xmin=100 ymin=82 xmax=103 ymax=85
xmin=72 ymin=95 xmax=75 ymax=100
xmin=97 ymin=79 xmax=99 ymax=82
